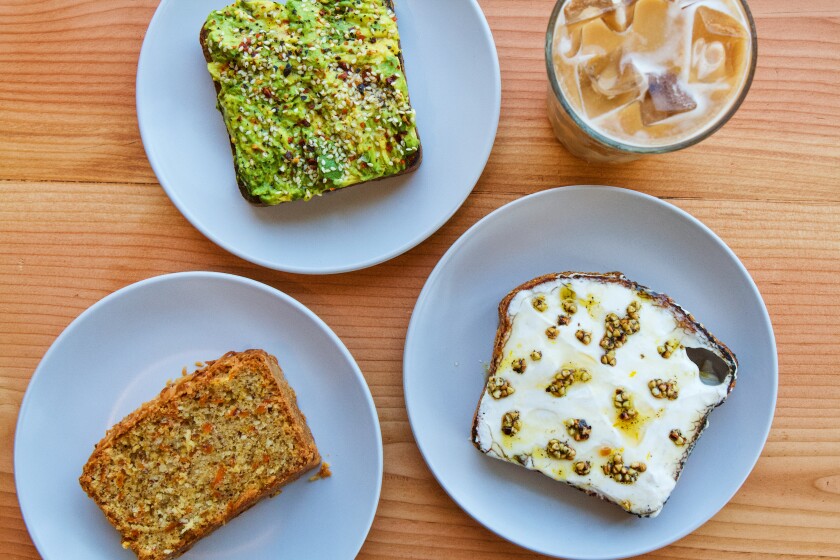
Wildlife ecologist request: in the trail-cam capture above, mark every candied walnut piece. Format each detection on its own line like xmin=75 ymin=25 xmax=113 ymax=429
xmin=486 ymin=377 xmax=515 ymax=399
xmin=602 ymin=453 xmax=646 ymax=484
xmin=546 ymin=439 xmax=576 ymax=460
xmin=658 ymin=339 xmax=680 ymax=359
xmin=575 ymin=329 xmax=592 ymax=345
xmin=601 ymin=350 xmax=616 ymax=366
xmin=532 ymin=295 xmax=548 ymax=312
xmin=547 ymin=373 xmax=572 ymax=397
xmin=512 ymin=358 xmax=527 ymax=374
xmin=501 ymin=411 xmax=522 ymax=436
xmin=649 ymin=378 xmax=679 ymax=399
xmin=546 ymin=367 xmax=591 ymax=397
xmin=557 ymin=315 xmax=572 ymax=326
xmin=546 ymin=326 xmax=560 ymax=340
xmin=530 ymin=350 xmax=543 ymax=361
xmin=670 ymin=428 xmax=687 ymax=446
xmin=565 ymin=418 xmax=592 ymax=441
xmin=613 ymin=387 xmax=638 ymax=420
xmin=562 ymin=300 xmax=578 ymax=314
xmin=573 ymin=460 xmax=592 ymax=475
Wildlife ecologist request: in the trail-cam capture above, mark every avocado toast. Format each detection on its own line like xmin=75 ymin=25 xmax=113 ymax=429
xmin=201 ymin=0 xmax=422 ymax=205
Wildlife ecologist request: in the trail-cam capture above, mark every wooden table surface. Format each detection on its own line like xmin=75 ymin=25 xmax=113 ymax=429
xmin=2 ymin=0 xmax=839 ymax=558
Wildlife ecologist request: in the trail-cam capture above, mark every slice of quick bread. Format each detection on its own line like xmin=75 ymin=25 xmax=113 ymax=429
xmin=79 ymin=350 xmax=320 ymax=560
xmin=472 ymin=272 xmax=737 ymax=517
xmin=201 ymin=0 xmax=421 ymax=205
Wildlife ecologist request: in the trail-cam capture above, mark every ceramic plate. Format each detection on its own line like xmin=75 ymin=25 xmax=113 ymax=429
xmin=136 ymin=0 xmax=501 ymax=274
xmin=404 ymin=186 xmax=777 ymax=559
xmin=16 ymin=272 xmax=382 ymax=559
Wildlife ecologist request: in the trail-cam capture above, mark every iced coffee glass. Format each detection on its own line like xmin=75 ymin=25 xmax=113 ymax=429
xmin=547 ymin=0 xmax=757 ymax=162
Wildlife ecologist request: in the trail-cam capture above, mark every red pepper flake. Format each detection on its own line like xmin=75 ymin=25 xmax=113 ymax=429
xmin=256 ymin=404 xmax=267 ymax=415
xmin=202 ymin=423 xmax=213 ymax=434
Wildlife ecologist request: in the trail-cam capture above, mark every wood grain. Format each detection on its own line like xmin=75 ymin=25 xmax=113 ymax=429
xmin=1 ymin=0 xmax=839 ymax=559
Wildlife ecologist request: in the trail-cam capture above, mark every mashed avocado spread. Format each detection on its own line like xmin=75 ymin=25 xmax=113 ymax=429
xmin=203 ymin=0 xmax=420 ymax=205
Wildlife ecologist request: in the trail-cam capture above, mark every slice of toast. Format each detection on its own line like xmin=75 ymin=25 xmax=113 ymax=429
xmin=472 ymin=272 xmax=737 ymax=517
xmin=79 ymin=350 xmax=320 ymax=560
xmin=201 ymin=0 xmax=422 ymax=205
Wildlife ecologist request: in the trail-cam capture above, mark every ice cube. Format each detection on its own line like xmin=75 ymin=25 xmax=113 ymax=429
xmin=559 ymin=24 xmax=584 ymax=57
xmin=602 ymin=1 xmax=637 ymax=32
xmin=578 ymin=67 xmax=639 ymax=119
xmin=690 ymin=37 xmax=727 ymax=82
xmin=641 ymin=72 xmax=697 ymax=125
xmin=583 ymin=50 xmax=643 ymax=98
xmin=564 ymin=0 xmax=632 ymax=25
xmin=615 ymin=101 xmax=645 ymax=136
xmin=579 ymin=18 xmax=623 ymax=56
xmin=692 ymin=6 xmax=749 ymax=80
xmin=694 ymin=6 xmax=748 ymax=39
xmin=631 ymin=0 xmax=673 ymax=53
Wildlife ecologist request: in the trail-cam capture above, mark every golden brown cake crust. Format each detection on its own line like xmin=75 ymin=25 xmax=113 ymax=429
xmin=79 ymin=349 xmax=320 ymax=560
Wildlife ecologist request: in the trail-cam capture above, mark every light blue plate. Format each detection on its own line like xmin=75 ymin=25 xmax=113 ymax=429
xmin=404 ymin=186 xmax=777 ymax=559
xmin=16 ymin=272 xmax=382 ymax=560
xmin=137 ymin=0 xmax=501 ymax=274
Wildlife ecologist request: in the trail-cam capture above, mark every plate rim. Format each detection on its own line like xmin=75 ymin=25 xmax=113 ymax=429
xmin=403 ymin=185 xmax=779 ymax=559
xmin=135 ymin=0 xmax=502 ymax=275
xmin=14 ymin=271 xmax=384 ymax=559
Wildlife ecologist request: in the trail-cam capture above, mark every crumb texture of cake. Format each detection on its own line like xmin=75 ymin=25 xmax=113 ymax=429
xmin=201 ymin=0 xmax=422 ymax=205
xmin=472 ymin=272 xmax=737 ymax=517
xmin=79 ymin=350 xmax=320 ymax=560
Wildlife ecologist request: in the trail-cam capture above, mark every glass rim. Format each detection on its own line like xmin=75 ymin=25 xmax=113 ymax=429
xmin=545 ymin=0 xmax=758 ymax=155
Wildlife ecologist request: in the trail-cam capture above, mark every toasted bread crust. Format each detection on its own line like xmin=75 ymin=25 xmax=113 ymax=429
xmin=470 ymin=272 xmax=738 ymax=516
xmin=199 ymin=0 xmax=422 ymax=206
xmin=79 ymin=350 xmax=320 ymax=560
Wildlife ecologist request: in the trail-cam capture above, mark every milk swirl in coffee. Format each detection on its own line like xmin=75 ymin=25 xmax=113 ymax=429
xmin=551 ymin=0 xmax=753 ymax=147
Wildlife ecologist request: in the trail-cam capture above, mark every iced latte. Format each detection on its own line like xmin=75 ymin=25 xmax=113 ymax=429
xmin=547 ymin=0 xmax=756 ymax=162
